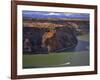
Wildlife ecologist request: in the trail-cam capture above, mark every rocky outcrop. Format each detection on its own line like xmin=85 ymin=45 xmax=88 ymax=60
xmin=23 ymin=23 xmax=78 ymax=54
xmin=42 ymin=27 xmax=77 ymax=52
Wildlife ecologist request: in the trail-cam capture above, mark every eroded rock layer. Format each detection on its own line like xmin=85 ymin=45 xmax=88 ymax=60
xmin=23 ymin=23 xmax=78 ymax=54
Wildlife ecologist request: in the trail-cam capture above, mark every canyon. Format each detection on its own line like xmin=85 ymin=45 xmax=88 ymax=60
xmin=23 ymin=19 xmax=89 ymax=54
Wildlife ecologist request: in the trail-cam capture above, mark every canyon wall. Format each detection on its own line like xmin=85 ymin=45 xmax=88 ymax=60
xmin=23 ymin=24 xmax=78 ymax=54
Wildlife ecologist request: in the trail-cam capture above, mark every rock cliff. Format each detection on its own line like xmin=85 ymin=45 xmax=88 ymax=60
xmin=23 ymin=22 xmax=78 ymax=54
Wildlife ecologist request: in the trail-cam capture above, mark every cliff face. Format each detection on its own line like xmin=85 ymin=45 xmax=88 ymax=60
xmin=23 ymin=25 xmax=78 ymax=54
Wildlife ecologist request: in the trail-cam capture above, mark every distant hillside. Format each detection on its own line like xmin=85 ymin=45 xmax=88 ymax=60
xmin=23 ymin=11 xmax=89 ymax=20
